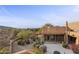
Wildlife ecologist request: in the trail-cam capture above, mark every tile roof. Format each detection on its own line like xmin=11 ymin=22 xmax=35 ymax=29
xmin=36 ymin=25 xmax=72 ymax=35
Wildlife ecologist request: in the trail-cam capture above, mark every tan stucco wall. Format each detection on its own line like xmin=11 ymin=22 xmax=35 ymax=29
xmin=68 ymin=31 xmax=79 ymax=45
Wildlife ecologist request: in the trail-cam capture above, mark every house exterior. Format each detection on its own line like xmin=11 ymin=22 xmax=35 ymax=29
xmin=36 ymin=24 xmax=76 ymax=44
xmin=68 ymin=31 xmax=79 ymax=45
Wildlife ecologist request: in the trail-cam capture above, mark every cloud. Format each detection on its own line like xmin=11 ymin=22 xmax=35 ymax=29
xmin=0 ymin=15 xmax=33 ymax=28
xmin=0 ymin=15 xmax=44 ymax=28
xmin=0 ymin=6 xmax=13 ymax=16
xmin=41 ymin=14 xmax=70 ymax=26
xmin=41 ymin=11 xmax=79 ymax=26
xmin=0 ymin=6 xmax=79 ymax=28
xmin=0 ymin=6 xmax=36 ymax=28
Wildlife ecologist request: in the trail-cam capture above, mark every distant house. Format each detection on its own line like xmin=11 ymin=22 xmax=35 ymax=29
xmin=36 ymin=24 xmax=75 ymax=43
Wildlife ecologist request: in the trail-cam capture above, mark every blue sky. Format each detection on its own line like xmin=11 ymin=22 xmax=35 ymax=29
xmin=0 ymin=5 xmax=79 ymax=28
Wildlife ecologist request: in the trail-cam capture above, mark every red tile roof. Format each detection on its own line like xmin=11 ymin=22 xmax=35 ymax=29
xmin=36 ymin=25 xmax=72 ymax=35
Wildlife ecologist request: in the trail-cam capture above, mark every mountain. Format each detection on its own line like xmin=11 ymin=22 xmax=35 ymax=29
xmin=0 ymin=26 xmax=12 ymax=29
xmin=68 ymin=21 xmax=79 ymax=30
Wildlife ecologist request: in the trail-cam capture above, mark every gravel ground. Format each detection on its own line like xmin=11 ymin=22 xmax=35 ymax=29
xmin=13 ymin=42 xmax=33 ymax=53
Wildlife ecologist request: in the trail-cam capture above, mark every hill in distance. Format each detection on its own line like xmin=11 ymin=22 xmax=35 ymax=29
xmin=0 ymin=25 xmax=13 ymax=29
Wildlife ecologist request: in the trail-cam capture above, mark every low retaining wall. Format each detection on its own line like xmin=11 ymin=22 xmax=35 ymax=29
xmin=14 ymin=49 xmax=34 ymax=54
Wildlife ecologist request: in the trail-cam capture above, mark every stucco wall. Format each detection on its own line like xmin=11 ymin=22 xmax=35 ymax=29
xmin=68 ymin=31 xmax=79 ymax=45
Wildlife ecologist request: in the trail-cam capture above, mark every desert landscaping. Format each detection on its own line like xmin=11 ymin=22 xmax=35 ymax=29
xmin=0 ymin=21 xmax=79 ymax=54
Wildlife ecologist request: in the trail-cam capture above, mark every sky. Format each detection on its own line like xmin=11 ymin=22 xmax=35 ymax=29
xmin=0 ymin=5 xmax=79 ymax=28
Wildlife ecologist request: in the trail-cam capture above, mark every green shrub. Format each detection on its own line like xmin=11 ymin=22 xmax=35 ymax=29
xmin=17 ymin=40 xmax=25 ymax=45
xmin=0 ymin=47 xmax=9 ymax=54
xmin=39 ymin=45 xmax=47 ymax=53
xmin=32 ymin=47 xmax=44 ymax=54
xmin=62 ymin=42 xmax=68 ymax=48
xmin=16 ymin=30 xmax=33 ymax=45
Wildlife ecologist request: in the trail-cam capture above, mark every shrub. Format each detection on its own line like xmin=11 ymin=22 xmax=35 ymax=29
xmin=62 ymin=44 xmax=68 ymax=48
xmin=25 ymin=40 xmax=30 ymax=44
xmin=62 ymin=42 xmax=69 ymax=48
xmin=16 ymin=30 xmax=33 ymax=45
xmin=17 ymin=40 xmax=25 ymax=45
xmin=53 ymin=51 xmax=61 ymax=54
xmin=73 ymin=48 xmax=79 ymax=54
xmin=39 ymin=45 xmax=47 ymax=53
xmin=0 ymin=47 xmax=9 ymax=54
xmin=32 ymin=47 xmax=44 ymax=54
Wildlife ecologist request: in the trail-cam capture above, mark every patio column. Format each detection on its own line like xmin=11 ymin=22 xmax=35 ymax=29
xmin=10 ymin=40 xmax=14 ymax=53
xmin=64 ymin=21 xmax=69 ymax=44
xmin=55 ymin=35 xmax=57 ymax=42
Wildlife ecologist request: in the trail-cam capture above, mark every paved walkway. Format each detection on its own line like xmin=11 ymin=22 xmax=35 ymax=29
xmin=44 ymin=43 xmax=74 ymax=54
xmin=13 ymin=42 xmax=74 ymax=54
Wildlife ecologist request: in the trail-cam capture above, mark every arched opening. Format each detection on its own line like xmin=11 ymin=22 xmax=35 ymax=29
xmin=68 ymin=35 xmax=76 ymax=44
